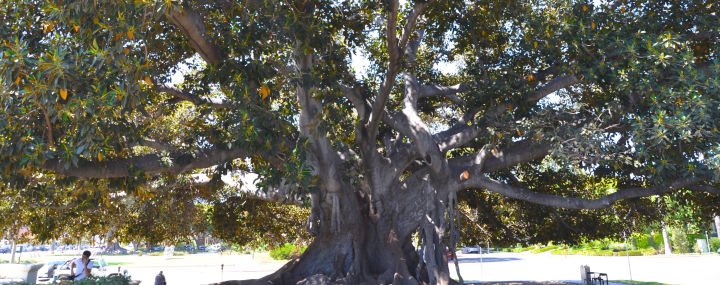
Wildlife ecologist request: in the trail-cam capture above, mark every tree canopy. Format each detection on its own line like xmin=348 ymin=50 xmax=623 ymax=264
xmin=1 ymin=0 xmax=719 ymax=284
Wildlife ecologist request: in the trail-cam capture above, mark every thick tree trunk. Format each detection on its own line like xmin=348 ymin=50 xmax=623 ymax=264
xmin=223 ymin=186 xmax=453 ymax=285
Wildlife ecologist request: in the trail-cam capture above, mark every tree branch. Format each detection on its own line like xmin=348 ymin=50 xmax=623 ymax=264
xmin=156 ymin=84 xmax=231 ymax=109
xmin=417 ymin=83 xmax=470 ymax=103
xmin=167 ymin=7 xmax=223 ymax=65
xmin=460 ymin=176 xmax=716 ymax=210
xmin=449 ymin=140 xmax=551 ymax=173
xmin=339 ymin=83 xmax=368 ymax=120
xmin=366 ymin=0 xmax=400 ymax=137
xmin=42 ymin=145 xmax=255 ymax=179
xmin=398 ymin=1 xmax=430 ymax=51
xmin=436 ymin=73 xmax=578 ymax=152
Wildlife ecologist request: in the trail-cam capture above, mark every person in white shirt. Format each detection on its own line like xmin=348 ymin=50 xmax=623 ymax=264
xmin=70 ymin=250 xmax=93 ymax=280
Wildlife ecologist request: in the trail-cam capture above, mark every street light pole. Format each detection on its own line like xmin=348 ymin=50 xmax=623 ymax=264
xmin=625 ymin=233 xmax=633 ymax=282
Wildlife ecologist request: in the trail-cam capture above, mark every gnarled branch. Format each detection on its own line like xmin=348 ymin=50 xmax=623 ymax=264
xmin=448 ymin=140 xmax=551 ymax=173
xmin=366 ymin=0 xmax=400 ymax=136
xmin=167 ymin=7 xmax=223 ymax=65
xmin=459 ymin=176 xmax=717 ymax=210
xmin=42 ymin=145 xmax=253 ymax=179
xmin=417 ymin=83 xmax=470 ymax=104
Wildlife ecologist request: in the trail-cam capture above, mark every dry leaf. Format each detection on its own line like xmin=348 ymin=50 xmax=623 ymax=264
xmin=260 ymin=85 xmax=270 ymax=100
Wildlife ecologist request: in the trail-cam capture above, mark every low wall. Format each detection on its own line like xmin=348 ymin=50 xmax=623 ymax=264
xmin=0 ymin=263 xmax=44 ymax=285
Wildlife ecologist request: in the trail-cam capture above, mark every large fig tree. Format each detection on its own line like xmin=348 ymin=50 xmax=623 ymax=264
xmin=1 ymin=0 xmax=719 ymax=284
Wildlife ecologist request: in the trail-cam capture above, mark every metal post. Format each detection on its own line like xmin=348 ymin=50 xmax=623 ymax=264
xmin=625 ymin=234 xmax=633 ymax=281
xmin=479 ymin=243 xmax=484 ymax=281
xmin=705 ymin=231 xmax=711 ymax=253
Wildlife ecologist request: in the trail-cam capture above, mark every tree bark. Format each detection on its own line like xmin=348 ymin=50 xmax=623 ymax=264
xmin=10 ymin=240 xmax=16 ymax=264
xmin=661 ymin=220 xmax=672 ymax=255
xmin=221 ymin=183 xmax=453 ymax=285
xmin=714 ymin=216 xmax=720 ymax=240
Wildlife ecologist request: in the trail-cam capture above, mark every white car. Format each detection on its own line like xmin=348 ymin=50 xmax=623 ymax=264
xmin=54 ymin=258 xmax=129 ymax=280
xmin=461 ymin=246 xmax=481 ymax=254
xmin=36 ymin=260 xmax=67 ymax=283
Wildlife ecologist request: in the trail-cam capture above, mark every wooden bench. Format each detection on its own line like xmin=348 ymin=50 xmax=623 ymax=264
xmin=580 ymin=265 xmax=608 ymax=285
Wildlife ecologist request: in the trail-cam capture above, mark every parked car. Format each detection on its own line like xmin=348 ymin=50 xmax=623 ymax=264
xmin=151 ymin=246 xmax=165 ymax=252
xmin=54 ymin=258 xmax=129 ymax=280
xmin=461 ymin=246 xmax=481 ymax=254
xmin=36 ymin=260 xmax=67 ymax=283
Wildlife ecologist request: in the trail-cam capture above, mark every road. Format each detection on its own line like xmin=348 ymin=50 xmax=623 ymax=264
xmin=450 ymin=251 xmax=720 ymax=285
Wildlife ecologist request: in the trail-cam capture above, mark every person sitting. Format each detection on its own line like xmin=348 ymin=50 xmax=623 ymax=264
xmin=70 ymin=250 xmax=93 ymax=280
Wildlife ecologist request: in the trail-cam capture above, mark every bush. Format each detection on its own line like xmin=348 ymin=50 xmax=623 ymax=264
xmin=653 ymin=233 xmax=664 ymax=251
xmin=269 ymin=243 xmax=306 ymax=260
xmin=641 ymin=247 xmax=658 ymax=255
xmin=510 ymin=246 xmax=533 ymax=252
xmin=65 ymin=275 xmax=132 ymax=284
xmin=530 ymin=245 xmax=558 ymax=253
xmin=629 ymin=238 xmax=638 ymax=250
xmin=668 ymin=227 xmax=693 ymax=253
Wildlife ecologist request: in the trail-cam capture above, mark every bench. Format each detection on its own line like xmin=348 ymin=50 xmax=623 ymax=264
xmin=580 ymin=265 xmax=608 ymax=285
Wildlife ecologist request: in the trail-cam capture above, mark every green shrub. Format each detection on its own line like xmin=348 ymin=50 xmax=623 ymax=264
xmin=668 ymin=227 xmax=692 ymax=253
xmin=269 ymin=243 xmax=306 ymax=260
xmin=510 ymin=246 xmax=530 ymax=252
xmin=653 ymin=233 xmax=664 ymax=250
xmin=641 ymin=247 xmax=658 ymax=255
xmin=629 ymin=238 xmax=638 ymax=250
xmin=64 ymin=275 xmax=132 ymax=284
xmin=530 ymin=245 xmax=558 ymax=253
xmin=643 ymin=234 xmax=655 ymax=249
xmin=633 ymin=233 xmax=648 ymax=249
xmin=709 ymin=237 xmax=720 ymax=252
xmin=585 ymin=249 xmax=615 ymax=256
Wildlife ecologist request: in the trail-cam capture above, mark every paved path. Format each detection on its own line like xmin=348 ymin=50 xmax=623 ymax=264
xmin=6 ymin=251 xmax=719 ymax=284
xmin=450 ymin=252 xmax=720 ymax=285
